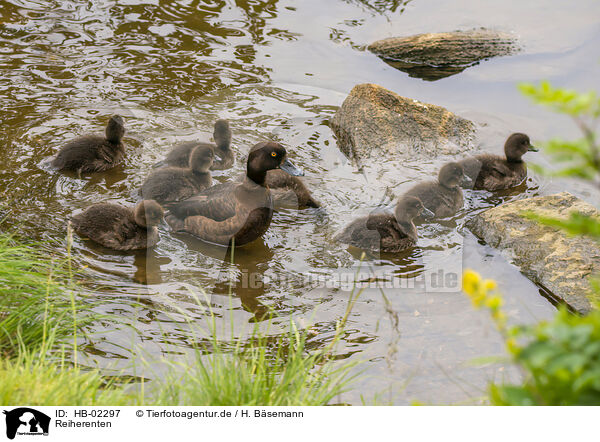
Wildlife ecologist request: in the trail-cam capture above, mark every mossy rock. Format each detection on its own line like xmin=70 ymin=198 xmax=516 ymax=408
xmin=331 ymin=83 xmax=476 ymax=167
xmin=468 ymin=192 xmax=600 ymax=313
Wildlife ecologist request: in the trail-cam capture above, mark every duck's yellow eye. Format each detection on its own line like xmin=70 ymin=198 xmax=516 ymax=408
xmin=271 ymin=152 xmax=277 ymax=157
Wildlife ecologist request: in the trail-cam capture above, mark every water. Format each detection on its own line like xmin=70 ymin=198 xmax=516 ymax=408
xmin=1 ymin=0 xmax=599 ymax=404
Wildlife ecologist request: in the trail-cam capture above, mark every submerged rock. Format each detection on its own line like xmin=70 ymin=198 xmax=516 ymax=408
xmin=468 ymin=192 xmax=600 ymax=314
xmin=368 ymin=29 xmax=519 ymax=81
xmin=331 ymin=83 xmax=476 ymax=167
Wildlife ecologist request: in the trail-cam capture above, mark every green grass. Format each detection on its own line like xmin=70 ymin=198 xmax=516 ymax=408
xmin=0 ymin=345 xmax=138 ymax=406
xmin=151 ymin=322 xmax=359 ymax=406
xmin=0 ymin=231 xmax=361 ymax=406
xmin=0 ymin=234 xmax=90 ymax=358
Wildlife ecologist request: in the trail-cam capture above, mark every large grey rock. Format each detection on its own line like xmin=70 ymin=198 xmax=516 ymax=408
xmin=368 ymin=29 xmax=519 ymax=81
xmin=331 ymin=83 xmax=476 ymax=167
xmin=468 ymin=192 xmax=600 ymax=314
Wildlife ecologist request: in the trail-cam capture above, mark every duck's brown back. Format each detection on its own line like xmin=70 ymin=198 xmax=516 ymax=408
xmin=168 ymin=180 xmax=273 ymax=247
xmin=72 ymin=203 xmax=157 ymax=250
xmin=336 ymin=212 xmax=416 ymax=253
xmin=404 ymin=181 xmax=463 ymax=217
xmin=141 ymin=167 xmax=211 ymax=204
xmin=52 ymin=135 xmax=124 ymax=173
xmin=459 ymin=154 xmax=527 ymax=191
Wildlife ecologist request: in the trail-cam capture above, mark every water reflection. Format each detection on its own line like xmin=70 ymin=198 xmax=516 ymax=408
xmin=0 ymin=0 xmax=584 ymax=404
xmin=342 ymin=0 xmax=412 ymax=14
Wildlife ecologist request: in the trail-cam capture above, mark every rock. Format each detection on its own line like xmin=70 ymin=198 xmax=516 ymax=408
xmin=331 ymin=83 xmax=476 ymax=167
xmin=368 ymin=29 xmax=519 ymax=81
xmin=468 ymin=192 xmax=600 ymax=314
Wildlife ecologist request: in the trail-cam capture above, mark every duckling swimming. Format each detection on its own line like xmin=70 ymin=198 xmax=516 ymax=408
xmin=51 ymin=115 xmax=125 ymax=175
xmin=165 ymin=141 xmax=303 ymax=247
xmin=197 ymin=168 xmax=320 ymax=210
xmin=335 ymin=196 xmax=432 ymax=253
xmin=140 ymin=146 xmax=214 ymax=204
xmin=265 ymin=169 xmax=320 ymax=209
xmin=404 ymin=162 xmax=471 ymax=218
xmin=154 ymin=119 xmax=234 ymax=170
xmin=457 ymin=133 xmax=538 ymax=191
xmin=71 ymin=200 xmax=164 ymax=251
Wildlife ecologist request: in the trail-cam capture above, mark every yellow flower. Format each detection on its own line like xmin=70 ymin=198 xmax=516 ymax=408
xmin=483 ymin=279 xmax=497 ymax=292
xmin=471 ymin=293 xmax=486 ymax=308
xmin=506 ymin=337 xmax=520 ymax=354
xmin=485 ymin=295 xmax=503 ymax=310
xmin=462 ymin=269 xmax=481 ymax=296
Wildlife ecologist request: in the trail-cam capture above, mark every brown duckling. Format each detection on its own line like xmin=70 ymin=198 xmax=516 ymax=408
xmin=71 ymin=200 xmax=164 ymax=251
xmin=404 ymin=162 xmax=471 ymax=218
xmin=140 ymin=146 xmax=214 ymax=204
xmin=154 ymin=119 xmax=234 ymax=170
xmin=197 ymin=168 xmax=320 ymax=210
xmin=165 ymin=141 xmax=303 ymax=247
xmin=335 ymin=196 xmax=433 ymax=253
xmin=265 ymin=169 xmax=320 ymax=209
xmin=51 ymin=115 xmax=125 ymax=175
xmin=457 ymin=133 xmax=538 ymax=191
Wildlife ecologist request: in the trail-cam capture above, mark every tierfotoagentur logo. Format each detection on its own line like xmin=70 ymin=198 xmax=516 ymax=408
xmin=2 ymin=408 xmax=50 ymax=440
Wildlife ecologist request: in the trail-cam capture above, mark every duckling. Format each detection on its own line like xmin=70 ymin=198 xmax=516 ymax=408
xmin=71 ymin=200 xmax=163 ymax=251
xmin=165 ymin=141 xmax=303 ymax=247
xmin=153 ymin=119 xmax=234 ymax=170
xmin=335 ymin=196 xmax=432 ymax=253
xmin=404 ymin=162 xmax=471 ymax=218
xmin=265 ymin=169 xmax=320 ymax=209
xmin=197 ymin=168 xmax=320 ymax=210
xmin=140 ymin=146 xmax=214 ymax=204
xmin=457 ymin=133 xmax=538 ymax=191
xmin=51 ymin=115 xmax=125 ymax=175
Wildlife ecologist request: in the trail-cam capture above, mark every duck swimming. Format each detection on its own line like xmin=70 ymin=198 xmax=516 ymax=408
xmin=51 ymin=115 xmax=125 ymax=175
xmin=71 ymin=200 xmax=164 ymax=251
xmin=140 ymin=146 xmax=213 ymax=204
xmin=457 ymin=133 xmax=538 ymax=191
xmin=154 ymin=119 xmax=234 ymax=170
xmin=165 ymin=141 xmax=303 ymax=247
xmin=335 ymin=196 xmax=432 ymax=253
xmin=404 ymin=162 xmax=471 ymax=218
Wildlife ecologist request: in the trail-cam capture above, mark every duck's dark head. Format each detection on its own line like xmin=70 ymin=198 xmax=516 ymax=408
xmin=134 ymin=200 xmax=164 ymax=228
xmin=214 ymin=119 xmax=232 ymax=150
xmin=505 ymin=133 xmax=538 ymax=162
xmin=395 ymin=195 xmax=433 ymax=221
xmin=438 ymin=162 xmax=470 ymax=188
xmin=247 ymin=141 xmax=304 ymax=184
xmin=105 ymin=115 xmax=125 ymax=144
xmin=189 ymin=146 xmax=214 ymax=173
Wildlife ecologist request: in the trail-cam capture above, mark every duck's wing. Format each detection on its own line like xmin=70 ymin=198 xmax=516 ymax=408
xmin=179 ymin=208 xmax=250 ymax=245
xmin=166 ymin=187 xmax=237 ymax=221
xmin=95 ymin=221 xmax=135 ymax=250
xmin=365 ymin=212 xmax=397 ymax=236
xmin=194 ymin=181 xmax=237 ymax=198
xmin=490 ymin=162 xmax=512 ymax=176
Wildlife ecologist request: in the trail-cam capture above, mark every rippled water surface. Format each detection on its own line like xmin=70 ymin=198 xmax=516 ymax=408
xmin=1 ymin=0 xmax=600 ymax=404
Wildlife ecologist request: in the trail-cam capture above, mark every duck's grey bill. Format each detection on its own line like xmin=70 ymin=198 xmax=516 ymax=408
xmin=528 ymin=145 xmax=539 ymax=152
xmin=422 ymin=207 xmax=435 ymax=218
xmin=280 ymin=158 xmax=304 ymax=176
